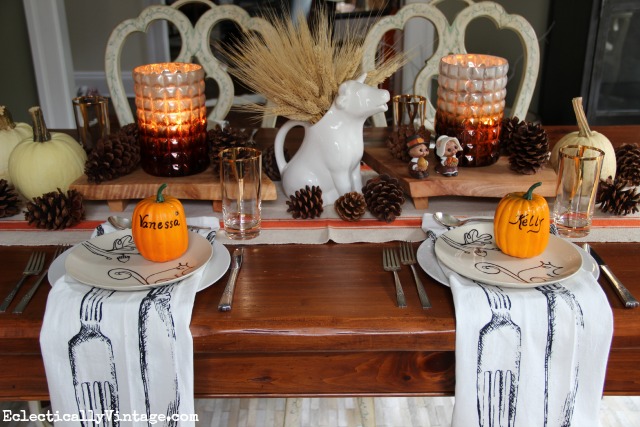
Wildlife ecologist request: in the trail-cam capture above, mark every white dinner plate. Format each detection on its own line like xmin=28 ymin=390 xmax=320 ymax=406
xmin=418 ymin=223 xmax=598 ymax=288
xmin=58 ymin=230 xmax=224 ymax=291
xmin=51 ymin=238 xmax=230 ymax=292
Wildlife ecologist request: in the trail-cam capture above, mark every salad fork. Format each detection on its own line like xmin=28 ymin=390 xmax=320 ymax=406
xmin=382 ymin=247 xmax=406 ymax=308
xmin=399 ymin=241 xmax=431 ymax=309
xmin=13 ymin=245 xmax=70 ymax=314
xmin=0 ymin=251 xmax=46 ymax=312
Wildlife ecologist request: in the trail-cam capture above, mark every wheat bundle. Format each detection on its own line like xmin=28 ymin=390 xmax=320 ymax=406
xmin=225 ymin=8 xmax=405 ymax=124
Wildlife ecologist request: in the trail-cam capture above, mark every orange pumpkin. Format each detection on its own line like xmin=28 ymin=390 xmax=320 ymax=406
xmin=132 ymin=183 xmax=188 ymax=262
xmin=494 ymin=182 xmax=549 ymax=258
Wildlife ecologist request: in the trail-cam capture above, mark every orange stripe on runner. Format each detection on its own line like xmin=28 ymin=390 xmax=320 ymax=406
xmin=1 ymin=217 xmax=638 ymax=231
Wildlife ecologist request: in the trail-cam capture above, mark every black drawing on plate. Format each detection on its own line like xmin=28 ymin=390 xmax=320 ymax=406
xmin=537 ymin=284 xmax=584 ymax=426
xmin=108 ymin=263 xmax=197 ymax=286
xmin=139 ymin=285 xmax=180 ymax=426
xmin=439 ymin=228 xmax=501 ymax=256
xmin=82 ymin=234 xmax=139 ymax=263
xmin=476 ymin=284 xmax=521 ymax=427
xmin=475 ymin=261 xmax=566 ymax=284
xmin=68 ymin=287 xmax=120 ymax=426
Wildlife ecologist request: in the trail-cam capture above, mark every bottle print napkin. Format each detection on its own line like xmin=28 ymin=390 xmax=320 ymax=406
xmin=40 ymin=217 xmax=218 ymax=426
xmin=422 ymin=214 xmax=613 ymax=427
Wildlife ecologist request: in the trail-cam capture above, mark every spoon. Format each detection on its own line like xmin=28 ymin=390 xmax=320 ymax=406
xmin=107 ymin=215 xmax=212 ymax=231
xmin=433 ymin=212 xmax=494 ymax=228
xmin=108 ymin=215 xmax=131 ymax=230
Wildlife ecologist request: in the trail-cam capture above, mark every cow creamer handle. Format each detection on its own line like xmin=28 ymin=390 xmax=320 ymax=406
xmin=274 ymin=120 xmax=309 ymax=175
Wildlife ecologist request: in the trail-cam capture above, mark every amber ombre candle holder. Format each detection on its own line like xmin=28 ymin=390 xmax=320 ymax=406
xmin=133 ymin=62 xmax=209 ymax=177
xmin=435 ymin=54 xmax=508 ymax=167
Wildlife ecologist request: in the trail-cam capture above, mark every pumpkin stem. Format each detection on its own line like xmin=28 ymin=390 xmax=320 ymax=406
xmin=572 ymin=97 xmax=593 ymax=138
xmin=156 ymin=183 xmax=168 ymax=203
xmin=28 ymin=106 xmax=52 ymax=143
xmin=0 ymin=106 xmax=17 ymax=131
xmin=524 ymin=182 xmax=542 ymax=201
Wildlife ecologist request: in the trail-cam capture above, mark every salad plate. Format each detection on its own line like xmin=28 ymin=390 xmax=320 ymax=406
xmin=418 ymin=223 xmax=597 ymax=288
xmin=57 ymin=230 xmax=220 ymax=291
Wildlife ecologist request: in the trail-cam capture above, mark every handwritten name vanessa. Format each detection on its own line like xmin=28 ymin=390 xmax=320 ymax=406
xmin=137 ymin=214 xmax=181 ymax=230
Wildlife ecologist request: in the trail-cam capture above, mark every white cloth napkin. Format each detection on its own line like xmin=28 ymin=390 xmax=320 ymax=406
xmin=40 ymin=217 xmax=219 ymax=426
xmin=421 ymin=214 xmax=613 ymax=427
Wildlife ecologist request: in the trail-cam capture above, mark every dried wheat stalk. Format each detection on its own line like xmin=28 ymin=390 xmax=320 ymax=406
xmin=225 ymin=8 xmax=405 ymax=124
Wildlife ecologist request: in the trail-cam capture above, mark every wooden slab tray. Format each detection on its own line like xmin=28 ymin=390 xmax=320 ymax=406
xmin=70 ymin=166 xmax=277 ymax=212
xmin=362 ymin=147 xmax=557 ymax=209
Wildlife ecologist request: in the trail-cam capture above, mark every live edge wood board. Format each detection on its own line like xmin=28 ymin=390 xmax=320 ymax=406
xmin=70 ymin=166 xmax=277 ymax=212
xmin=362 ymin=147 xmax=557 ymax=209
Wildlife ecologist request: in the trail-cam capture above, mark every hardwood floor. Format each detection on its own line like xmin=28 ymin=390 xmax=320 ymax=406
xmin=2 ymin=397 xmax=638 ymax=426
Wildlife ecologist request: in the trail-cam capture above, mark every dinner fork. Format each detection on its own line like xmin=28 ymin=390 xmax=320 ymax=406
xmin=69 ymin=288 xmax=119 ymax=425
xmin=399 ymin=241 xmax=432 ymax=309
xmin=382 ymin=247 xmax=406 ymax=308
xmin=13 ymin=245 xmax=69 ymax=314
xmin=0 ymin=251 xmax=46 ymax=313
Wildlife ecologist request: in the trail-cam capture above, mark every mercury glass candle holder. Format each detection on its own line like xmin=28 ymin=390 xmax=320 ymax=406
xmin=133 ymin=62 xmax=209 ymax=177
xmin=435 ymin=54 xmax=508 ymax=167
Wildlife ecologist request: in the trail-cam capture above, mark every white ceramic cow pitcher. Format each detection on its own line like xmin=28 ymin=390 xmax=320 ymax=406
xmin=274 ymin=74 xmax=390 ymax=205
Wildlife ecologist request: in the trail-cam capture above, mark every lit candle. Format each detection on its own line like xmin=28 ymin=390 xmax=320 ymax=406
xmin=435 ymin=54 xmax=508 ymax=167
xmin=133 ymin=62 xmax=209 ymax=177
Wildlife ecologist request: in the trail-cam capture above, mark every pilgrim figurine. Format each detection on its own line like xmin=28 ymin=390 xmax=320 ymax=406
xmin=406 ymin=134 xmax=429 ymax=179
xmin=435 ymin=135 xmax=463 ymax=177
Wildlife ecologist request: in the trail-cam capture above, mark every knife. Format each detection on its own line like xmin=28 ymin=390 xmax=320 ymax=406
xmin=218 ymin=247 xmax=244 ymax=311
xmin=583 ymin=243 xmax=639 ymax=308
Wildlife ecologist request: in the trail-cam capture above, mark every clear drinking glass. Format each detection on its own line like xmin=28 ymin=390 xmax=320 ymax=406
xmin=220 ymin=147 xmax=262 ymax=240
xmin=553 ymin=145 xmax=605 ymax=237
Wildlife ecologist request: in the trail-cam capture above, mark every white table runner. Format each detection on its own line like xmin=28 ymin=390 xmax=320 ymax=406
xmin=421 ymin=214 xmax=613 ymax=427
xmin=39 ymin=217 xmax=218 ymax=426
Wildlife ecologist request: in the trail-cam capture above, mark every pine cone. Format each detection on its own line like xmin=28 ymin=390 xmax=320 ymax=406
xmin=362 ymin=174 xmax=405 ymax=222
xmin=208 ymin=125 xmax=255 ymax=174
xmin=597 ymin=177 xmax=640 ymax=216
xmin=262 ymin=144 xmax=290 ymax=181
xmin=24 ymin=188 xmax=85 ymax=229
xmin=85 ymin=127 xmax=141 ymax=184
xmin=335 ymin=191 xmax=366 ymax=221
xmin=499 ymin=116 xmax=523 ymax=155
xmin=507 ymin=120 xmax=549 ymax=175
xmin=286 ymin=185 xmax=323 ymax=219
xmin=119 ymin=122 xmax=139 ymax=143
xmin=386 ymin=125 xmax=431 ymax=162
xmin=615 ymin=143 xmax=640 ymax=186
xmin=0 ymin=179 xmax=20 ymax=218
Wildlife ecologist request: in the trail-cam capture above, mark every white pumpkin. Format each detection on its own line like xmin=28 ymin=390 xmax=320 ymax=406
xmin=549 ymin=97 xmax=616 ymax=180
xmin=8 ymin=106 xmax=87 ymax=200
xmin=0 ymin=106 xmax=32 ymax=184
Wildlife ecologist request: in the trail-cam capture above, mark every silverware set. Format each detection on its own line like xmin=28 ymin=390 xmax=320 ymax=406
xmin=383 ymin=242 xmax=430 ymax=309
xmin=0 ymin=245 xmax=70 ymax=314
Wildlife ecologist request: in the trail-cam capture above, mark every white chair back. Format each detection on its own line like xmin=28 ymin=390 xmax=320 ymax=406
xmin=105 ymin=0 xmax=278 ymax=128
xmin=362 ymin=0 xmax=540 ymax=129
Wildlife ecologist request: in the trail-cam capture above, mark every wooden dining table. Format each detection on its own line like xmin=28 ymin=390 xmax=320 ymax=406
xmin=0 ymin=125 xmax=639 ymax=401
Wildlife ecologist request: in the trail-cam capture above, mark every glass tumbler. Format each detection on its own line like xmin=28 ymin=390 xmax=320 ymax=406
xmin=393 ymin=94 xmax=426 ymax=132
xmin=133 ymin=62 xmax=209 ymax=177
xmin=553 ymin=145 xmax=604 ymax=237
xmin=72 ymin=95 xmax=110 ymax=152
xmin=435 ymin=54 xmax=508 ymax=167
